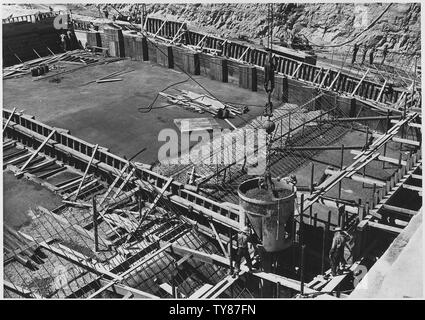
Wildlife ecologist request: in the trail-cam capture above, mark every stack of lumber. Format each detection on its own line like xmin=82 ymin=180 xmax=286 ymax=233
xmin=159 ymin=90 xmax=248 ymax=115
xmin=81 ymin=69 xmax=135 ymax=86
xmin=174 ymin=118 xmax=222 ymax=133
xmin=3 ymin=49 xmax=100 ymax=80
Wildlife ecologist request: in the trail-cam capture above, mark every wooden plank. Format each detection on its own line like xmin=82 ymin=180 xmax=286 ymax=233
xmin=64 ymin=178 xmax=98 ymax=199
xmin=350 ymin=150 xmax=407 ymax=166
xmin=311 ymin=67 xmax=323 ymax=84
xmin=346 ymin=153 xmax=380 ymax=178
xmin=119 ymin=242 xmax=174 ymax=278
xmin=248 ymin=269 xmax=318 ymax=295
xmin=321 ymin=261 xmax=362 ymax=293
xmin=26 ymin=159 xmax=56 ymax=173
xmin=167 ymin=243 xmax=227 ymax=266
xmin=189 ymin=284 xmax=213 ymax=298
xmin=3 ymin=140 xmax=16 ymax=149
xmin=368 ymin=221 xmax=403 ymax=234
xmin=376 ymin=80 xmax=387 ymax=102
xmin=19 ymin=231 xmax=121 ymax=281
xmin=74 ymin=144 xmax=99 ymax=199
xmin=402 ymin=184 xmax=422 ymax=192
xmin=392 ymin=137 xmax=420 ymax=147
xmin=169 ymin=23 xmax=186 ymax=44
xmin=395 ymin=121 xmax=422 ymax=129
xmin=381 ymin=204 xmax=419 ymax=216
xmin=99 ymin=162 xmax=130 ymax=206
xmin=158 ymin=283 xmax=186 ymax=298
xmin=176 ymin=253 xmax=192 ymax=267
xmin=4 ymin=280 xmax=42 ymax=299
xmin=196 ymin=34 xmax=207 ymax=47
xmin=56 ymin=175 xmax=93 ymax=191
xmin=99 ymin=280 xmax=159 ymax=299
xmin=2 ymin=107 xmax=16 ymax=133
xmin=238 ymin=47 xmax=250 ymax=61
xmin=208 ymin=221 xmax=229 ymax=258
xmin=328 ymin=71 xmax=340 ymax=90
xmin=319 ymin=69 xmax=330 ymax=88
xmin=4 ymin=152 xmax=31 ymax=166
xmin=154 ymin=21 xmax=166 ymax=37
xmin=351 ymin=69 xmax=370 ymax=96
xmin=291 ymin=62 xmax=303 ymax=78
xmin=204 ymin=274 xmax=240 ymax=299
xmin=87 ymin=281 xmax=115 ymax=298
xmin=135 ymin=177 xmax=173 ymax=230
xmin=18 ymin=129 xmax=56 ymax=173
xmin=174 ymin=118 xmax=221 ymax=133
xmin=324 ymin=168 xmax=386 ymax=187
xmin=112 ymin=167 xmax=136 ymax=198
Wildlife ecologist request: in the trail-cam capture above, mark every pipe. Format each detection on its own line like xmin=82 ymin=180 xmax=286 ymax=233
xmin=300 ymin=244 xmax=306 ymax=295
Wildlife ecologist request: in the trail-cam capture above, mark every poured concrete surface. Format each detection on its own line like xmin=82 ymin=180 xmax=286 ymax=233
xmin=3 ymin=59 xmax=273 ymax=164
xmin=3 ymin=172 xmax=63 ymax=229
xmin=350 ymin=211 xmax=423 ymax=299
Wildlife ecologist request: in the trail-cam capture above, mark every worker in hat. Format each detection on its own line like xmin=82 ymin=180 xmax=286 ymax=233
xmin=351 ymin=43 xmax=360 ymax=64
xmin=329 ymin=227 xmax=350 ymax=276
xmin=233 ymin=226 xmax=257 ymax=278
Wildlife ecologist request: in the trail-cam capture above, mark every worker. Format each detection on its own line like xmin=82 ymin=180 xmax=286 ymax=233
xmin=314 ymin=169 xmax=330 ymax=188
xmin=102 ymin=5 xmax=109 ymax=19
xmin=385 ymin=82 xmax=394 ymax=98
xmin=64 ymin=32 xmax=71 ymax=51
xmin=381 ymin=44 xmax=389 ymax=65
xmin=362 ymin=135 xmax=375 ymax=151
xmin=369 ymin=46 xmax=376 ymax=65
xmin=66 ymin=30 xmax=76 ymax=50
xmin=233 ymin=226 xmax=257 ymax=277
xmin=288 ymin=33 xmax=294 ymax=49
xmin=351 ymin=43 xmax=360 ymax=64
xmin=60 ymin=33 xmax=68 ymax=51
xmin=329 ymin=227 xmax=350 ymax=276
xmin=360 ymin=45 xmax=368 ymax=65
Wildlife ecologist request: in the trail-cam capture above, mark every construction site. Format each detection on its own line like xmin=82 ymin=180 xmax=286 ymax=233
xmin=2 ymin=3 xmax=423 ymax=299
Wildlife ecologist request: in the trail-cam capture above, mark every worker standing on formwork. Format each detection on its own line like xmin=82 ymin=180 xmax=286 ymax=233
xmin=102 ymin=5 xmax=109 ymax=19
xmin=329 ymin=227 xmax=351 ymax=276
xmin=360 ymin=44 xmax=368 ymax=65
xmin=60 ymin=33 xmax=67 ymax=52
xmin=381 ymin=43 xmax=389 ymax=65
xmin=233 ymin=226 xmax=258 ymax=278
xmin=362 ymin=135 xmax=375 ymax=151
xmin=369 ymin=46 xmax=376 ymax=65
xmin=351 ymin=43 xmax=360 ymax=64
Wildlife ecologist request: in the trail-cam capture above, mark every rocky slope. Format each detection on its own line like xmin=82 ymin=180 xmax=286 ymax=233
xmin=141 ymin=3 xmax=421 ymax=56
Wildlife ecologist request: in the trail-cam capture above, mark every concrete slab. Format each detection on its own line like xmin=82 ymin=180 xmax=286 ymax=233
xmin=3 ymin=59 xmax=274 ymax=164
xmin=350 ymin=211 xmax=423 ymax=298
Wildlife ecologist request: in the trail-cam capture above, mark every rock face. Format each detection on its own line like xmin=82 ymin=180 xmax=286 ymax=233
xmin=4 ymin=3 xmax=419 ymax=60
xmin=141 ymin=3 xmax=420 ymax=55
